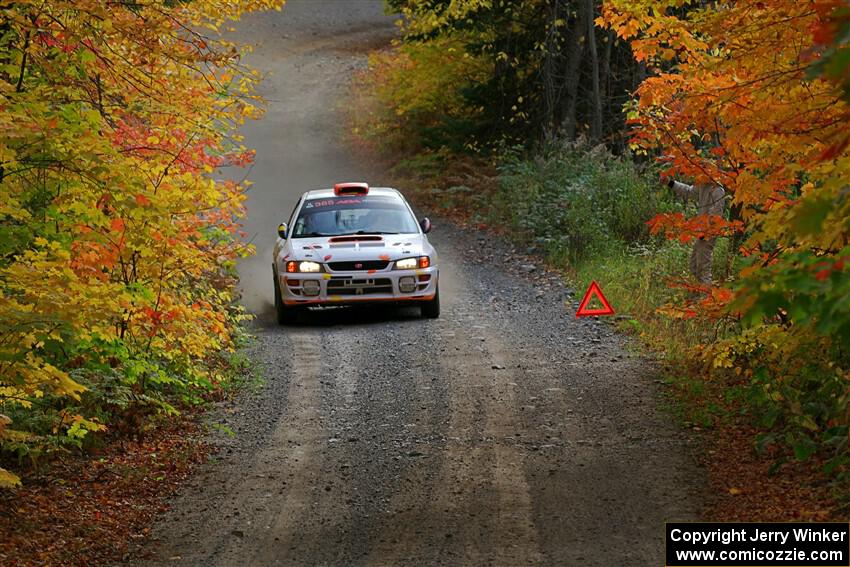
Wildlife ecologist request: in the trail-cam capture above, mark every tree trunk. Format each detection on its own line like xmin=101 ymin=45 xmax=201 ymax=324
xmin=586 ymin=0 xmax=603 ymax=141
xmin=601 ymin=29 xmax=613 ymax=129
xmin=541 ymin=0 xmax=561 ymax=142
xmin=635 ymin=60 xmax=648 ymax=90
xmin=561 ymin=8 xmax=586 ymax=140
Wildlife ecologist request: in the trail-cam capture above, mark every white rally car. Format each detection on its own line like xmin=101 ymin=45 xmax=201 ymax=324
xmin=272 ymin=183 xmax=440 ymax=324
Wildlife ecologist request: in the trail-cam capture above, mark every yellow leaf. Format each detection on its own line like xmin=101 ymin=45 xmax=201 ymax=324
xmin=0 ymin=467 xmax=21 ymax=489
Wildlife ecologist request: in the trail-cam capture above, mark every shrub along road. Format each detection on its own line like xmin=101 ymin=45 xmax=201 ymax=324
xmin=129 ymin=1 xmax=702 ymax=565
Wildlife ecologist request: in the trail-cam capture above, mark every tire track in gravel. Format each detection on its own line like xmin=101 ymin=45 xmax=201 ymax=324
xmin=359 ymin=263 xmax=544 ymax=566
xmin=243 ymin=330 xmax=332 ymax=566
xmin=176 ymin=329 xmax=335 ymax=566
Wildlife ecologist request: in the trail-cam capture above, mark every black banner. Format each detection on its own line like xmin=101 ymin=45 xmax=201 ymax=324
xmin=666 ymin=523 xmax=850 ymax=566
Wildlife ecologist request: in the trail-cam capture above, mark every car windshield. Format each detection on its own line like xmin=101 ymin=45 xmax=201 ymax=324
xmin=291 ymin=195 xmax=419 ymax=238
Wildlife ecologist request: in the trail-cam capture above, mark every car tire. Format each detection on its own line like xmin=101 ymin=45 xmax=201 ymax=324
xmin=420 ymin=286 xmax=440 ymax=319
xmin=273 ymin=266 xmax=299 ymax=325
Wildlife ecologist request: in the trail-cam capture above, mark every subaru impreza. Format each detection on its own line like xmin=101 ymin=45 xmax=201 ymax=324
xmin=272 ymin=183 xmax=440 ymax=324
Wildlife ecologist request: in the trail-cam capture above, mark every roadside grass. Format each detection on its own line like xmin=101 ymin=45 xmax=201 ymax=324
xmin=207 ymin=339 xmax=266 ymax=400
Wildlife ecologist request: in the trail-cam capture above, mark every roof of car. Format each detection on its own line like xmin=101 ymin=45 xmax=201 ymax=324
xmin=302 ymin=187 xmax=402 ymax=200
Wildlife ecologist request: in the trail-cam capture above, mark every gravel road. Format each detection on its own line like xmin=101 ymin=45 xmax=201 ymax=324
xmin=128 ymin=1 xmax=703 ymax=565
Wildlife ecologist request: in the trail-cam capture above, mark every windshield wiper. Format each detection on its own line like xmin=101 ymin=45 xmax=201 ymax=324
xmin=293 ymin=232 xmax=328 ymax=238
xmin=295 ymin=231 xmax=401 ymax=238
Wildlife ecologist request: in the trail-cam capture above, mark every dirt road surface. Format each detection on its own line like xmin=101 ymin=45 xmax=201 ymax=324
xmin=128 ymin=1 xmax=703 ymax=565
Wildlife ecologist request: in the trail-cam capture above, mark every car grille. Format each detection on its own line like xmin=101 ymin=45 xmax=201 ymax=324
xmin=327 ymin=277 xmax=392 ymax=296
xmin=328 ymin=260 xmax=389 ymax=272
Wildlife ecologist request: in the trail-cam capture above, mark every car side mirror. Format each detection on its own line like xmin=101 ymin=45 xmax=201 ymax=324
xmin=277 ymin=222 xmax=288 ymax=239
xmin=420 ymin=217 xmax=432 ymax=234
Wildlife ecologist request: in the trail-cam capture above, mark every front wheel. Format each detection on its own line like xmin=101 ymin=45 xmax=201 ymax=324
xmin=273 ymin=267 xmax=299 ymax=325
xmin=420 ymin=286 xmax=440 ymax=319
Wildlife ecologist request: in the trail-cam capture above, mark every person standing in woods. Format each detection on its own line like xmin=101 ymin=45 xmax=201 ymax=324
xmin=664 ymin=177 xmax=727 ymax=285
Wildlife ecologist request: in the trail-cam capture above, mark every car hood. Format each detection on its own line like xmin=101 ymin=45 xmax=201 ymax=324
xmin=280 ymin=233 xmax=430 ymax=263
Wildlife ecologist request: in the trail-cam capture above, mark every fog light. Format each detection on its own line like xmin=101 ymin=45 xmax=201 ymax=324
xmin=399 ymin=276 xmax=416 ymax=293
xmin=302 ymin=280 xmax=320 ymax=296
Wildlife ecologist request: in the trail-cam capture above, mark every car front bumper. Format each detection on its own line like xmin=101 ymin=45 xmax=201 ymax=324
xmin=279 ymin=266 xmax=439 ymax=306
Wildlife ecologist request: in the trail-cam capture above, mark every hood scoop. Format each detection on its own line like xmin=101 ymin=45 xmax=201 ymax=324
xmin=328 ymin=235 xmax=385 ymax=248
xmin=328 ymin=235 xmax=384 ymax=243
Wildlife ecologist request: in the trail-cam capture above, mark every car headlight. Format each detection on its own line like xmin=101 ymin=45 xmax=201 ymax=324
xmin=286 ymin=261 xmax=322 ymax=273
xmin=395 ymin=257 xmax=418 ymax=270
xmin=394 ymin=256 xmax=430 ymax=270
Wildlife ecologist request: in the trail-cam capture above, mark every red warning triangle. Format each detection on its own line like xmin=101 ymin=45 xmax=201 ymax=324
xmin=575 ymin=281 xmax=615 ymax=317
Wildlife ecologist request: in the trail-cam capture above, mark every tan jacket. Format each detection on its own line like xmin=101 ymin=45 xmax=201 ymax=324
xmin=671 ymin=181 xmax=726 ymax=217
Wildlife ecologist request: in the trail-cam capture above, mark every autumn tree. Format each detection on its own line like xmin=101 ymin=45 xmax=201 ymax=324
xmin=601 ymin=0 xmax=850 ymax=465
xmin=0 ymin=0 xmax=282 ymax=487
